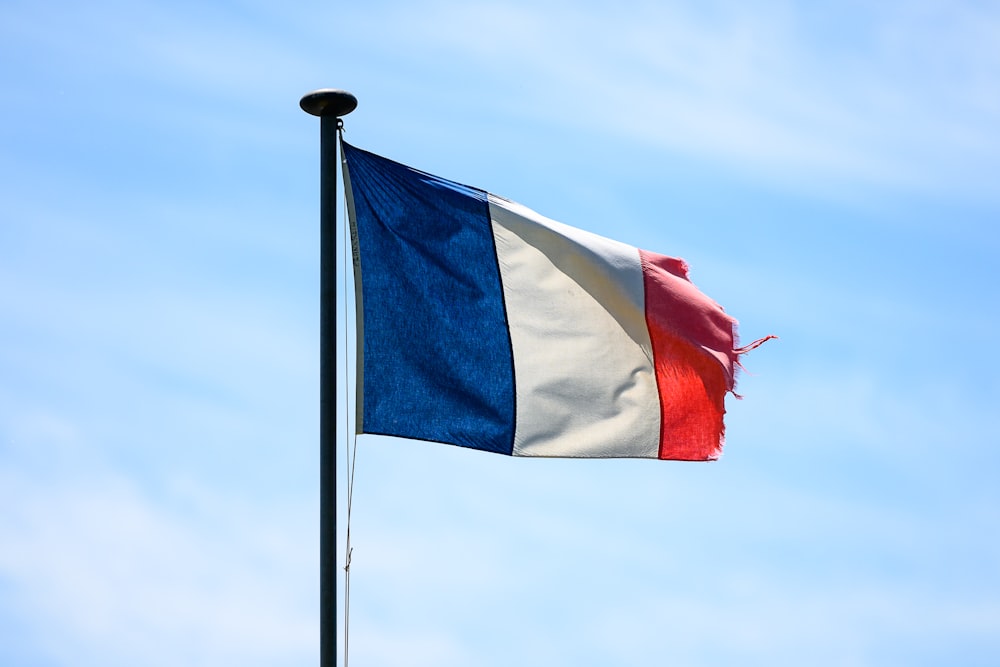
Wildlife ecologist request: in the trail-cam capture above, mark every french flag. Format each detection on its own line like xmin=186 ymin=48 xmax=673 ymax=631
xmin=342 ymin=141 xmax=769 ymax=460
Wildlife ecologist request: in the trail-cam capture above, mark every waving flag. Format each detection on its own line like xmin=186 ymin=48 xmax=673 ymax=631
xmin=341 ymin=141 xmax=770 ymax=460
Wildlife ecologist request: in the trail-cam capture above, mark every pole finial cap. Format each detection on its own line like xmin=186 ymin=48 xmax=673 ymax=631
xmin=300 ymin=89 xmax=358 ymax=117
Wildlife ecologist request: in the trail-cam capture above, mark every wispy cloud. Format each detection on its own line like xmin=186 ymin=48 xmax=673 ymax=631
xmin=2 ymin=1 xmax=998 ymax=665
xmin=336 ymin=0 xmax=1000 ymax=198
xmin=0 ymin=433 xmax=316 ymax=667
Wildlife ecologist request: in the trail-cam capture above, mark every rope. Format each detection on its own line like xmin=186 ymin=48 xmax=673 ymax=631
xmin=338 ymin=122 xmax=361 ymax=667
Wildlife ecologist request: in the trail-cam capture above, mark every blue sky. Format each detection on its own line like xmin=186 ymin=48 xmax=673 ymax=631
xmin=2 ymin=0 xmax=999 ymax=665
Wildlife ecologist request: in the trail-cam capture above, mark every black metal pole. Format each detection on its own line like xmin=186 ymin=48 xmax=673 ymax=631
xmin=300 ymin=88 xmax=358 ymax=667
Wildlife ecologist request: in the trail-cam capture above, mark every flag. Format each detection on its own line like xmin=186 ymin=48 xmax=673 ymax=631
xmin=341 ymin=141 xmax=770 ymax=460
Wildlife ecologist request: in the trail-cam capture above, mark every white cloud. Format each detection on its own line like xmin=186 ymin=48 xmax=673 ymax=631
xmin=0 ymin=434 xmax=317 ymax=667
xmin=335 ymin=0 xmax=1000 ymax=198
xmin=2 ymin=2 xmax=998 ymax=665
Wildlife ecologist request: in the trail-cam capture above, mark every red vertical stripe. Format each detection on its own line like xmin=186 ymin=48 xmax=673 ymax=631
xmin=639 ymin=250 xmax=739 ymax=461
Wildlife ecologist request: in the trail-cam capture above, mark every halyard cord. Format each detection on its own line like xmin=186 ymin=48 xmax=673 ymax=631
xmin=340 ymin=121 xmax=361 ymax=667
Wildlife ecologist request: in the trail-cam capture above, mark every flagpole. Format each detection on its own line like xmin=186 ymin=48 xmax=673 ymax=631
xmin=300 ymin=88 xmax=358 ymax=667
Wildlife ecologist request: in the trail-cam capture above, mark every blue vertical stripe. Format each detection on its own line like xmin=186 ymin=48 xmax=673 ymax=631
xmin=342 ymin=142 xmax=516 ymax=454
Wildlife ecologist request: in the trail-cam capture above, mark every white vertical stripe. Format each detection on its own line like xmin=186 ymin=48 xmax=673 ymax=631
xmin=488 ymin=195 xmax=661 ymax=458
